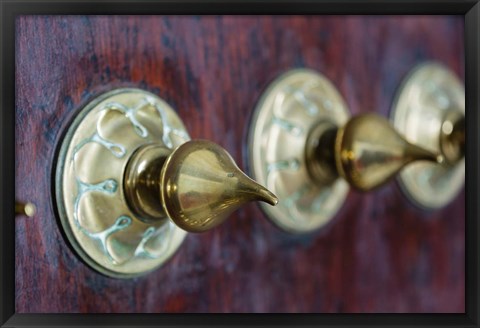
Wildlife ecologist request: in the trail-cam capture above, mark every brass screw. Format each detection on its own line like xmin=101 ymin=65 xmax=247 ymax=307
xmin=15 ymin=202 xmax=36 ymax=217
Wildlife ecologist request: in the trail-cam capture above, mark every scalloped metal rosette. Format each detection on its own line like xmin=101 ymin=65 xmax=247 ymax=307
xmin=392 ymin=63 xmax=465 ymax=209
xmin=55 ymin=88 xmax=189 ymax=278
xmin=248 ymin=69 xmax=350 ymax=233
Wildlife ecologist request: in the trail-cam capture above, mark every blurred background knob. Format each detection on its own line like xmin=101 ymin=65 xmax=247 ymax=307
xmin=305 ymin=113 xmax=445 ymax=192
xmin=249 ymin=63 xmax=464 ymax=233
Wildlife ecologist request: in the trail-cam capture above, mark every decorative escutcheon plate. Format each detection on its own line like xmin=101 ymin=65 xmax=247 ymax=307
xmin=392 ymin=63 xmax=465 ymax=209
xmin=55 ymin=88 xmax=190 ymax=278
xmin=249 ymin=69 xmax=350 ymax=233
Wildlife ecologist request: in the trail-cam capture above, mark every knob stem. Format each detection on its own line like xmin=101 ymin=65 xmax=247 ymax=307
xmin=124 ymin=144 xmax=171 ymax=223
xmin=440 ymin=110 xmax=465 ymax=165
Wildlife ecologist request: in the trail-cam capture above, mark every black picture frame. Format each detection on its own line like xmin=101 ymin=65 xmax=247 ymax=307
xmin=1 ymin=0 xmax=479 ymax=327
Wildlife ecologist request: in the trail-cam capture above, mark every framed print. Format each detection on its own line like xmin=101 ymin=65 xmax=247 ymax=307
xmin=1 ymin=0 xmax=479 ymax=327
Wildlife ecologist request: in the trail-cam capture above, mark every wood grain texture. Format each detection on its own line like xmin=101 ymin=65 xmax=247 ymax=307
xmin=15 ymin=15 xmax=465 ymax=313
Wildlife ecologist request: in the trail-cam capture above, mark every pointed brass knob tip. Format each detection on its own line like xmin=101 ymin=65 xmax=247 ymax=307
xmin=335 ymin=113 xmax=442 ymax=191
xmin=160 ymin=140 xmax=278 ymax=233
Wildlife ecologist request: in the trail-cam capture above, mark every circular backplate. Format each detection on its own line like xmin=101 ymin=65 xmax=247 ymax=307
xmin=249 ymin=69 xmax=350 ymax=233
xmin=392 ymin=62 xmax=465 ymax=209
xmin=55 ymin=88 xmax=190 ymax=278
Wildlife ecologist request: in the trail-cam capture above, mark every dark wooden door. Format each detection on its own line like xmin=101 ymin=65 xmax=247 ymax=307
xmin=15 ymin=15 xmax=464 ymax=313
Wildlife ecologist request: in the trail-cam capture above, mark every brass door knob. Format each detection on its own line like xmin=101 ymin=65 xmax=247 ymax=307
xmin=249 ymin=63 xmax=464 ymax=233
xmin=55 ymin=88 xmax=277 ymax=278
xmin=305 ymin=113 xmax=444 ymax=192
xmin=124 ymin=140 xmax=277 ymax=233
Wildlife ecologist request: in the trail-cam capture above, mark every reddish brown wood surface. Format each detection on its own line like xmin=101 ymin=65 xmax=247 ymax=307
xmin=15 ymin=15 xmax=465 ymax=313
